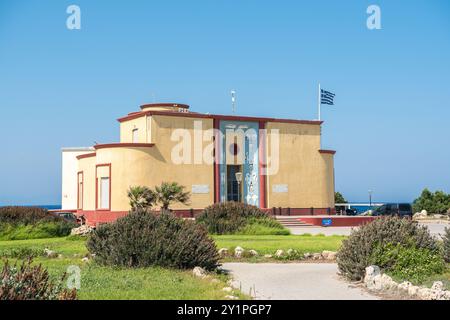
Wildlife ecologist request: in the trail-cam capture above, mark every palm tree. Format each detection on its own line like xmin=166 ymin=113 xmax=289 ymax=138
xmin=155 ymin=182 xmax=190 ymax=210
xmin=127 ymin=186 xmax=157 ymax=211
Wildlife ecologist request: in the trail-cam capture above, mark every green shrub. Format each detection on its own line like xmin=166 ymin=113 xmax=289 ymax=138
xmin=196 ymin=202 xmax=285 ymax=235
xmin=444 ymin=227 xmax=450 ymax=263
xmin=0 ymin=221 xmax=75 ymax=240
xmin=236 ymin=217 xmax=290 ymax=235
xmin=0 ymin=206 xmax=55 ymax=225
xmin=371 ymin=243 xmax=445 ymax=283
xmin=337 ymin=216 xmax=439 ymax=281
xmin=0 ymin=247 xmax=44 ymax=259
xmin=0 ymin=207 xmax=76 ymax=240
xmin=0 ymin=260 xmax=77 ymax=300
xmin=87 ymin=210 xmax=219 ymax=270
xmin=412 ymin=188 xmax=450 ymax=214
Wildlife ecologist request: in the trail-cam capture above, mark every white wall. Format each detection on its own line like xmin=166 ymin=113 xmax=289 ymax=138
xmin=61 ymin=147 xmax=94 ymax=210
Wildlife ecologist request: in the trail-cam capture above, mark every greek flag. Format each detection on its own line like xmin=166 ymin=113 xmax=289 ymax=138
xmin=321 ymin=89 xmax=335 ymax=105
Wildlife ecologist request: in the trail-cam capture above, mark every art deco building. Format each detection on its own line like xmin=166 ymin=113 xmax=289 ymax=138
xmin=62 ymin=103 xmax=336 ymax=226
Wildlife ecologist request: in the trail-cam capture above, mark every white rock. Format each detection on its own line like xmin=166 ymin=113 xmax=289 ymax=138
xmin=365 ymin=265 xmax=381 ymax=278
xmin=431 ymin=281 xmax=444 ymax=291
xmin=321 ymin=250 xmax=337 ymax=260
xmin=44 ymin=248 xmax=57 ymax=258
xmin=249 ymin=249 xmax=258 ymax=257
xmin=397 ymin=281 xmax=412 ymax=292
xmin=421 ymin=209 xmax=428 ymax=216
xmin=312 ymin=253 xmax=322 ymax=260
xmin=263 ymin=254 xmax=273 ymax=258
xmin=379 ymin=274 xmax=397 ymax=291
xmin=417 ymin=288 xmax=433 ymax=300
xmin=225 ymin=295 xmax=239 ymax=300
xmin=443 ymin=291 xmax=450 ymax=300
xmin=287 ymin=249 xmax=294 ymax=255
xmin=234 ymin=246 xmax=244 ymax=258
xmin=218 ymin=248 xmax=229 ymax=258
xmin=81 ymin=257 xmax=89 ymax=263
xmin=275 ymin=250 xmax=284 ymax=257
xmin=70 ymin=225 xmax=94 ymax=236
xmin=364 ymin=266 xmax=381 ymax=290
xmin=408 ymin=285 xmax=420 ymax=296
xmin=222 ymin=287 xmax=233 ymax=292
xmin=193 ymin=266 xmax=207 ymax=278
xmin=303 ymin=252 xmax=312 ymax=259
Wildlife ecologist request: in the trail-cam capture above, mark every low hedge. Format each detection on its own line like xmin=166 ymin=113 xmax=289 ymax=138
xmin=0 ymin=221 xmax=75 ymax=241
xmin=196 ymin=202 xmax=288 ymax=235
xmin=0 ymin=207 xmax=76 ymax=240
xmin=87 ymin=210 xmax=219 ymax=270
xmin=0 ymin=207 xmax=54 ymax=225
xmin=371 ymin=243 xmax=445 ymax=283
xmin=444 ymin=227 xmax=450 ymax=263
xmin=337 ymin=216 xmax=441 ymax=281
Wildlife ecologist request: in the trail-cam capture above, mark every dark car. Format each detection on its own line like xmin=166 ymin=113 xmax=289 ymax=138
xmin=371 ymin=203 xmax=412 ymax=218
xmin=50 ymin=211 xmax=80 ymax=224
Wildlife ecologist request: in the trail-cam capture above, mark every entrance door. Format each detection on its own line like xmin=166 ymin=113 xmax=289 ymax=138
xmin=226 ymin=165 xmax=242 ymax=202
xmin=219 ymin=120 xmax=260 ymax=206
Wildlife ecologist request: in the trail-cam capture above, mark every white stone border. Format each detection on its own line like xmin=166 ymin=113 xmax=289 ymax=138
xmin=364 ymin=265 xmax=450 ymax=300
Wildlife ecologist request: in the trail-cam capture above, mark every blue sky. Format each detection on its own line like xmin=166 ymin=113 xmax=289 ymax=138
xmin=0 ymin=0 xmax=449 ymax=205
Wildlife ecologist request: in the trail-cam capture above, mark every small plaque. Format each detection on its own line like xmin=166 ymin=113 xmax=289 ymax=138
xmin=273 ymin=184 xmax=288 ymax=193
xmin=192 ymin=185 xmax=210 ymax=194
xmin=322 ymin=218 xmax=332 ymax=227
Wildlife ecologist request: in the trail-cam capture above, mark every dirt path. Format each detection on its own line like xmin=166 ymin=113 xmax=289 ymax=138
xmin=223 ymin=262 xmax=379 ymax=300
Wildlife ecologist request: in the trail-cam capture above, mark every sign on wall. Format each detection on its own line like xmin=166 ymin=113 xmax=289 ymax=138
xmin=273 ymin=184 xmax=288 ymax=193
xmin=192 ymin=185 xmax=210 ymax=194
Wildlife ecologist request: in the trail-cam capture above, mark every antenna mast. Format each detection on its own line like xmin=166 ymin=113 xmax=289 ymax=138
xmin=231 ymin=90 xmax=236 ymax=114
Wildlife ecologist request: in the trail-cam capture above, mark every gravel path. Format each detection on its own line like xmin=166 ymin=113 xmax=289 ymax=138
xmin=223 ymin=263 xmax=379 ymax=300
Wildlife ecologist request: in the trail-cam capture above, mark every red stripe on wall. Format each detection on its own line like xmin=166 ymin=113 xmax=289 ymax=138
xmin=259 ymin=121 xmax=267 ymax=208
xmin=213 ymin=119 xmax=220 ymax=203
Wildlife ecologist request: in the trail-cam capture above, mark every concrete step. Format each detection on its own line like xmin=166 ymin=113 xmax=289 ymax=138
xmin=275 ymin=216 xmax=313 ymax=227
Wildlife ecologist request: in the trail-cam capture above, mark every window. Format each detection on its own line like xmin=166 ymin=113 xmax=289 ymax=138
xmin=99 ymin=177 xmax=110 ymax=209
xmin=132 ymin=128 xmax=139 ymax=143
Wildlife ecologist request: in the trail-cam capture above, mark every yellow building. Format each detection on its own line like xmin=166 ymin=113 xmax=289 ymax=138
xmin=62 ymin=103 xmax=336 ymax=225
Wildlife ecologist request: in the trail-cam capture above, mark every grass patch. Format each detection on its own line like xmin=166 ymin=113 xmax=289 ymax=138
xmin=0 ymin=222 xmax=75 ymax=241
xmin=235 ymin=218 xmax=290 ymax=235
xmin=0 ymin=238 xmax=246 ymax=300
xmin=388 ymin=266 xmax=450 ymax=289
xmin=213 ymin=234 xmax=344 ymax=255
xmin=420 ymin=267 xmax=450 ymax=289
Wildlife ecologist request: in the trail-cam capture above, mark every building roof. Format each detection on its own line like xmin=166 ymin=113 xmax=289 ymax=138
xmin=118 ymin=103 xmax=323 ymax=125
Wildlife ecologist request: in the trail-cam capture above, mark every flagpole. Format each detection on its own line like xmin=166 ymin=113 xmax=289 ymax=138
xmin=318 ymin=83 xmax=321 ymax=121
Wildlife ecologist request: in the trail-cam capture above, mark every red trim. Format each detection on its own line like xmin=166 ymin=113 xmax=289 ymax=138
xmin=77 ymin=171 xmax=83 ymax=210
xmin=94 ymin=143 xmax=154 ymax=150
xmin=258 ymin=121 xmax=267 ymax=208
xmin=118 ymin=110 xmax=324 ymax=126
xmin=140 ymin=103 xmax=190 ymax=110
xmin=76 ymin=153 xmax=96 ymax=160
xmin=297 ymin=216 xmax=377 ymax=227
xmin=319 ymin=149 xmax=336 ymax=155
xmin=262 ymin=207 xmax=337 ymax=215
xmin=213 ymin=119 xmax=221 ymax=203
xmin=95 ymin=163 xmax=111 ymax=211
